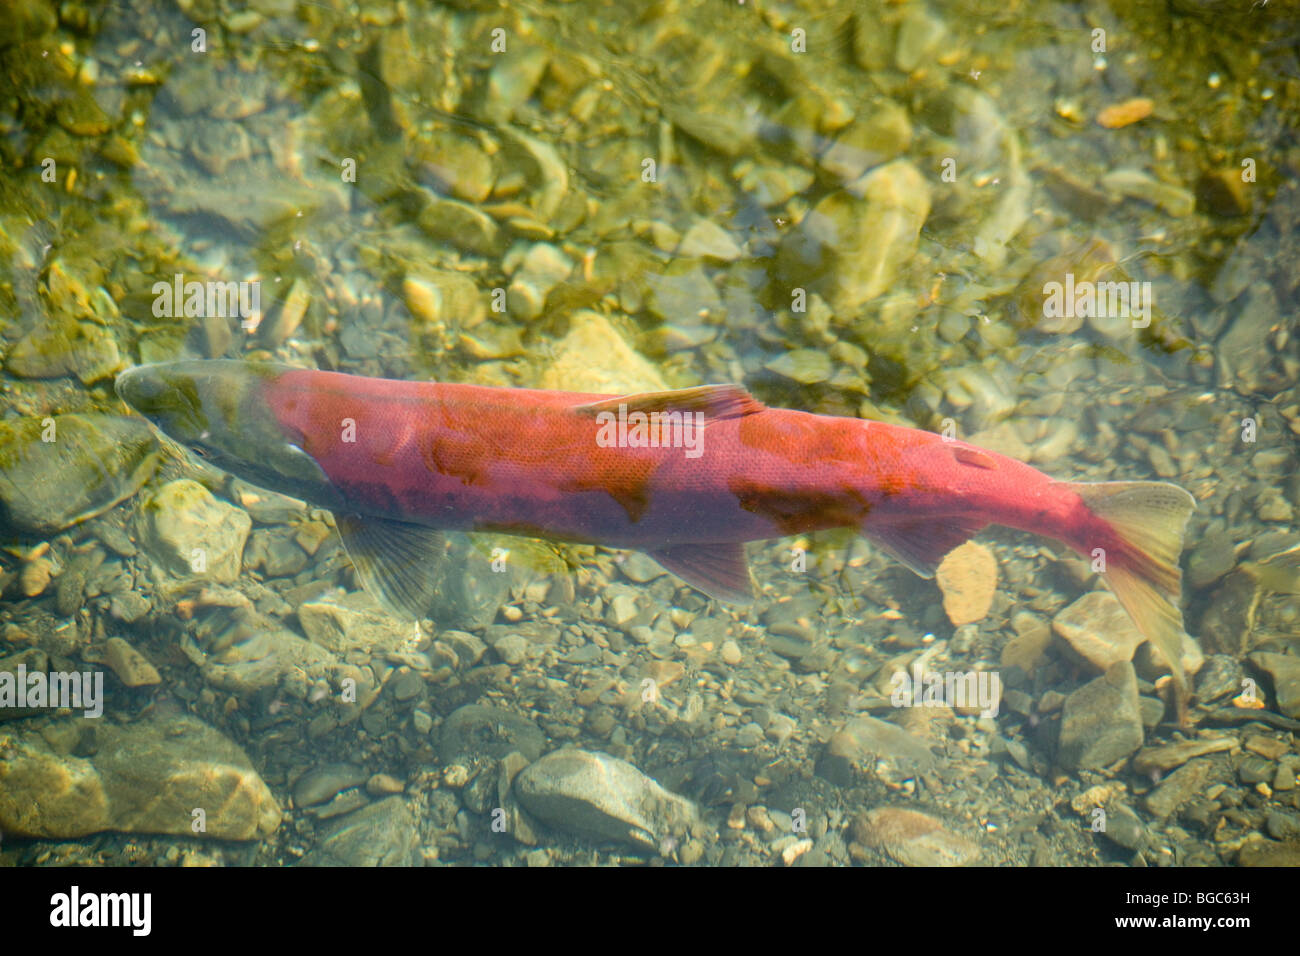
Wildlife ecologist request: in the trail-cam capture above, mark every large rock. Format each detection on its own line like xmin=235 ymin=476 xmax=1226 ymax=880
xmin=514 ymin=749 xmax=697 ymax=849
xmin=438 ymin=704 xmax=545 ymax=763
xmin=1057 ymin=661 xmax=1144 ymax=771
xmin=139 ymin=479 xmax=251 ymax=584
xmin=539 ymin=310 xmax=668 ymax=395
xmin=851 ymin=807 xmax=979 ymax=866
xmin=191 ymin=605 xmax=343 ymax=694
xmin=298 ymin=589 xmax=415 ymax=655
xmin=1053 ymin=591 xmax=1145 ymax=672
xmin=299 ymin=797 xmax=421 ymax=867
xmin=779 ymin=160 xmax=930 ymax=316
xmin=0 ymin=713 xmax=280 ymax=839
xmin=433 ymin=534 xmax=512 ymax=631
xmin=818 ymin=715 xmax=936 ymax=786
xmin=0 ymin=414 xmax=158 ymax=534
xmin=6 ymin=314 xmax=123 ymax=384
xmin=1249 ymin=652 xmax=1300 ymax=718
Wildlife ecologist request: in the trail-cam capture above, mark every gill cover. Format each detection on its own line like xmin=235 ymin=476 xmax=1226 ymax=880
xmin=115 ymin=360 xmax=344 ymax=511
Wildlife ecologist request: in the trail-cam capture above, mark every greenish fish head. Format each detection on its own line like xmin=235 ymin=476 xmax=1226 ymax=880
xmin=115 ymin=360 xmax=344 ymax=510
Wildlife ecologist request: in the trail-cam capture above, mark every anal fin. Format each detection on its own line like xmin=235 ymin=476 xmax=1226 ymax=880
xmin=647 ymin=543 xmax=754 ymax=604
xmin=863 ymin=517 xmax=987 ymax=578
xmin=335 ymin=513 xmax=446 ymax=620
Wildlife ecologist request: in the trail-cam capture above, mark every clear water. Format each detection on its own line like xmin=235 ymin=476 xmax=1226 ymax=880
xmin=0 ymin=0 xmax=1297 ymax=868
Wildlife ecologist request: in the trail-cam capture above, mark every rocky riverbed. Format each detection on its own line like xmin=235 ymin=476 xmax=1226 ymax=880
xmin=1 ymin=0 xmax=1298 ymax=867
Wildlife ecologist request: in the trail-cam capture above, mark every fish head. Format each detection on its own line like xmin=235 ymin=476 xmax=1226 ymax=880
xmin=115 ymin=360 xmax=345 ymax=510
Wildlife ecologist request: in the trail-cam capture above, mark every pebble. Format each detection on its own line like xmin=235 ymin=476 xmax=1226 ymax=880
xmin=1100 ymin=168 xmax=1195 ymax=217
xmin=366 ymin=773 xmax=405 ymax=796
xmin=412 ymin=131 xmax=495 ymax=203
xmin=494 ymin=633 xmax=528 ymax=665
xmin=821 ymin=716 xmax=936 ymax=785
xmin=300 ymin=797 xmax=420 ymax=867
xmin=782 ymin=838 xmax=814 ymax=865
xmin=1186 ymin=532 xmax=1238 ymax=590
xmin=643 ymin=660 xmax=684 ymax=689
xmin=140 ymin=479 xmax=251 ymax=585
xmin=1096 ymin=98 xmax=1154 ymax=129
xmin=737 ymin=163 xmax=813 ymax=207
xmin=1145 ymin=759 xmax=1210 ymax=819
xmin=606 ymin=592 xmax=640 ymax=629
xmin=1101 ymin=802 xmax=1147 ymax=851
xmin=293 ymin=520 xmax=333 ymax=557
xmin=935 ymin=541 xmax=998 ymax=626
xmin=851 ymin=807 xmax=978 ymax=867
xmin=1000 ymin=612 xmax=1052 ymax=673
xmin=1249 ymin=652 xmax=1300 ymax=718
xmin=417 ymin=196 xmax=500 ymax=255
xmin=781 ymin=160 xmax=929 ymax=315
xmin=721 ymin=640 xmax=743 ymax=665
xmin=678 ymin=219 xmax=743 ymax=261
xmin=438 ymin=704 xmax=545 ymax=763
xmin=818 ymin=101 xmax=912 ymax=184
xmin=1244 ymin=735 xmax=1289 ymax=761
xmin=103 ymin=637 xmax=161 ymax=687
xmin=19 ymin=557 xmax=53 ymax=597
xmin=766 ymin=714 xmax=797 ymax=746
xmin=1196 ymin=168 xmax=1252 ymax=217
xmin=1052 ymin=591 xmax=1146 ymax=672
xmin=894 ymin=6 xmax=948 ymax=72
xmin=514 ymin=749 xmax=697 ymax=850
xmin=1057 ymin=661 xmax=1144 ymax=771
xmin=298 ymin=590 xmax=416 ymax=655
xmin=293 ymin=763 xmax=368 ymax=808
xmin=765 ymin=349 xmax=832 ymax=385
xmin=1131 ymin=737 xmax=1234 ymax=775
xmin=619 ymin=553 xmax=665 ymax=584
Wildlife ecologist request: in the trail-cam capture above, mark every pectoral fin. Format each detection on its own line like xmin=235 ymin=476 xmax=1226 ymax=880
xmin=647 ymin=543 xmax=754 ymax=604
xmin=335 ymin=513 xmax=446 ymax=620
xmin=863 ymin=518 xmax=987 ymax=578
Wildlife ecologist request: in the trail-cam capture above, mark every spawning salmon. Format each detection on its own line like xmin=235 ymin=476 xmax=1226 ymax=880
xmin=115 ymin=360 xmax=1196 ymax=717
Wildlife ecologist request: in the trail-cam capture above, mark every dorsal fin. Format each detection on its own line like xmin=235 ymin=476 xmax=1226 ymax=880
xmin=572 ymin=385 xmax=765 ymax=421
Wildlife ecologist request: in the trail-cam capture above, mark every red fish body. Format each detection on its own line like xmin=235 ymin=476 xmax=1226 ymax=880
xmin=116 ymin=360 xmax=1196 ymax=715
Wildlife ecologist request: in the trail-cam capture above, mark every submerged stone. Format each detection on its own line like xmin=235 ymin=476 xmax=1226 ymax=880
xmin=514 ymin=749 xmax=697 ymax=849
xmin=0 ymin=713 xmax=280 ymax=840
xmin=139 ymin=479 xmax=251 ymax=585
xmin=1057 ymin=661 xmax=1144 ymax=771
xmin=0 ymin=414 xmax=159 ymax=535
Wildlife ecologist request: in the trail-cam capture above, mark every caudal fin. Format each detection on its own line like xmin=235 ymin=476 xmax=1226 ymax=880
xmin=1060 ymin=480 xmax=1197 ymax=722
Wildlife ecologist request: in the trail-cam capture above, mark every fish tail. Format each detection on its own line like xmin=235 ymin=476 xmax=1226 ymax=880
xmin=1059 ymin=480 xmax=1197 ymax=723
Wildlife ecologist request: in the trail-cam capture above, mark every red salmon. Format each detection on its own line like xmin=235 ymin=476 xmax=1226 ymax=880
xmin=116 ymin=361 xmax=1196 ymax=717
